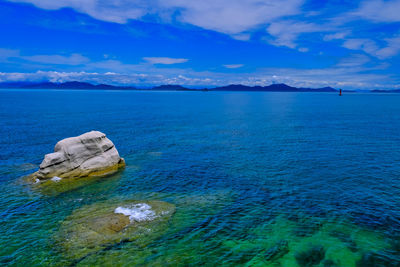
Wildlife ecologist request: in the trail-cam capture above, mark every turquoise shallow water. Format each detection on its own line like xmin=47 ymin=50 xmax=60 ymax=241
xmin=0 ymin=90 xmax=400 ymax=266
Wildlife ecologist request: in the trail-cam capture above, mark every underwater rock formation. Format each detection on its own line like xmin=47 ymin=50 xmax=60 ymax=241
xmin=57 ymin=199 xmax=175 ymax=261
xmin=295 ymin=246 xmax=325 ymax=267
xmin=30 ymin=131 xmax=125 ymax=181
xmin=264 ymin=240 xmax=289 ymax=262
xmin=357 ymin=251 xmax=400 ymax=267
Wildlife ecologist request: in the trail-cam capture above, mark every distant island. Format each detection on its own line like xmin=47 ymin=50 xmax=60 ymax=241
xmin=211 ymin=84 xmax=337 ymax=92
xmin=0 ymin=81 xmax=397 ymax=93
xmin=370 ymin=89 xmax=400 ymax=93
xmin=0 ymin=81 xmax=339 ymax=92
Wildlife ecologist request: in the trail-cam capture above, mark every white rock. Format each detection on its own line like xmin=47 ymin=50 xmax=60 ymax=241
xmin=32 ymin=131 xmax=125 ymax=181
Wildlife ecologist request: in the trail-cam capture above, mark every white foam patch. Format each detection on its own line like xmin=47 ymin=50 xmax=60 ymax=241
xmin=51 ymin=176 xmax=62 ymax=182
xmin=114 ymin=203 xmax=156 ymax=222
xmin=35 ymin=178 xmax=40 ymax=184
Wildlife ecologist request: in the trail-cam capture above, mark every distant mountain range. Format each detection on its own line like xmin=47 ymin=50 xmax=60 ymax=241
xmin=0 ymin=81 xmax=341 ymax=92
xmin=211 ymin=84 xmax=337 ymax=92
xmin=370 ymin=89 xmax=400 ymax=93
xmin=0 ymin=81 xmax=397 ymax=92
xmin=0 ymin=81 xmax=137 ymax=90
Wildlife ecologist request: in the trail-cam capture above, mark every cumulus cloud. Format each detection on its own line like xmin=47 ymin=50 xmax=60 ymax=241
xmin=0 ymin=70 xmax=219 ymax=86
xmin=1 ymin=60 xmax=398 ymax=90
xmin=254 ymin=66 xmax=396 ymax=90
xmin=0 ymin=48 xmax=397 ymax=89
xmin=143 ymin=57 xmax=188 ymax=64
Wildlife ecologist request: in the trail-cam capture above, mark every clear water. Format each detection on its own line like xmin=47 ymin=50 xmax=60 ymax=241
xmin=0 ymin=90 xmax=399 ymax=266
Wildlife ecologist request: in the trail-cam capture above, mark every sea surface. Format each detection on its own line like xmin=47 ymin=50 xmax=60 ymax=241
xmin=0 ymin=89 xmax=399 ymax=266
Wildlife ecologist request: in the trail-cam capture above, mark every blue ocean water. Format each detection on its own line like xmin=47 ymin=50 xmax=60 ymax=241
xmin=0 ymin=90 xmax=399 ymax=266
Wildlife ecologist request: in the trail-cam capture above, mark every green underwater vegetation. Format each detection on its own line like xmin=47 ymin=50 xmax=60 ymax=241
xmin=51 ymin=193 xmax=399 ymax=267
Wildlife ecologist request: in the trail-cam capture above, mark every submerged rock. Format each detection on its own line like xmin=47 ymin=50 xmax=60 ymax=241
xmin=330 ymin=230 xmax=358 ymax=252
xmin=295 ymin=246 xmax=325 ymax=267
xmin=30 ymin=131 xmax=125 ymax=182
xmin=357 ymin=251 xmax=400 ymax=267
xmin=322 ymin=259 xmax=339 ymax=267
xmin=293 ymin=216 xmax=323 ymax=237
xmin=57 ymin=199 xmax=175 ymax=261
xmin=264 ymin=240 xmax=289 ymax=262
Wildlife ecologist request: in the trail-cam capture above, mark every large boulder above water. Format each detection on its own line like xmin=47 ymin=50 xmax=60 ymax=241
xmin=31 ymin=131 xmax=125 ymax=181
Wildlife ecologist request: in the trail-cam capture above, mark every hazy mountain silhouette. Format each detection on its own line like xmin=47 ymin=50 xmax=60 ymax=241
xmin=0 ymin=81 xmax=342 ymax=92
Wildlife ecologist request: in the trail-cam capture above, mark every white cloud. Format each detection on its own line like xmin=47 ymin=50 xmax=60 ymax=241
xmin=266 ymin=21 xmax=330 ymax=48
xmin=1 ymin=59 xmax=398 ymax=90
xmin=0 ymin=45 xmax=397 ymax=89
xmin=252 ymin=65 xmax=396 ymax=90
xmin=22 ymin=53 xmax=89 ymax=65
xmin=9 ymin=0 xmax=304 ymax=36
xmin=375 ymin=36 xmax=400 ymax=59
xmin=8 ymin=0 xmax=150 ymax=24
xmin=10 ymin=0 xmax=400 ymax=59
xmin=0 ymin=49 xmax=89 ymax=65
xmin=342 ymin=37 xmax=400 ymax=59
xmin=223 ymin=64 xmax=243 ymax=69
xmin=323 ymin=31 xmax=349 ymax=41
xmin=0 ymin=48 xmax=20 ymax=62
xmin=7 ymin=0 xmax=400 ymax=61
xmin=354 ymin=0 xmax=400 ymax=23
xmin=165 ymin=0 xmax=303 ymax=35
xmin=231 ymin=33 xmax=251 ymax=41
xmin=0 ymin=70 xmax=218 ymax=86
xmin=336 ymin=54 xmax=370 ymax=67
xmin=342 ymin=38 xmax=379 ymax=55
xmin=143 ymin=57 xmax=188 ymax=64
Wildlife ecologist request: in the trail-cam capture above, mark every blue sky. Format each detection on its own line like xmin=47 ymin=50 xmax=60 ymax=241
xmin=0 ymin=0 xmax=400 ymax=89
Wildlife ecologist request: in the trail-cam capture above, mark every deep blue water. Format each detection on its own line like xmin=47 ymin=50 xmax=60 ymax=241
xmin=0 ymin=90 xmax=399 ymax=266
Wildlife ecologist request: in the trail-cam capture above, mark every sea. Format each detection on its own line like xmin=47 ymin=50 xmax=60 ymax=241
xmin=0 ymin=89 xmax=399 ymax=266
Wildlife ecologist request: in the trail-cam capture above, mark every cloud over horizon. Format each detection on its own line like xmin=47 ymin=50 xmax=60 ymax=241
xmin=1 ymin=0 xmax=400 ymax=89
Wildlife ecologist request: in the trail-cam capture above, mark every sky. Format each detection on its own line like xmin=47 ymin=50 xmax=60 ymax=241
xmin=0 ymin=0 xmax=400 ymax=89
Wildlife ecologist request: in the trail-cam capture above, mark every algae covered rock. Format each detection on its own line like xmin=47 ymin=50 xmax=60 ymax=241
xmin=31 ymin=131 xmax=125 ymax=182
xmin=264 ymin=240 xmax=289 ymax=262
xmin=295 ymin=246 xmax=325 ymax=267
xmin=56 ymin=199 xmax=175 ymax=261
